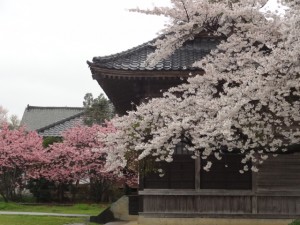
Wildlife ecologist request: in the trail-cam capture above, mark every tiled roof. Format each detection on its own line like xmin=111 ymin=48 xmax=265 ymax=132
xmin=38 ymin=114 xmax=84 ymax=137
xmin=89 ymin=37 xmax=218 ymax=71
xmin=21 ymin=105 xmax=84 ymax=137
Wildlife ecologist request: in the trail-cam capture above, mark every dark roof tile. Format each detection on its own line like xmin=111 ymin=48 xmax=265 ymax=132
xmin=38 ymin=114 xmax=84 ymax=137
xmin=89 ymin=37 xmax=219 ymax=71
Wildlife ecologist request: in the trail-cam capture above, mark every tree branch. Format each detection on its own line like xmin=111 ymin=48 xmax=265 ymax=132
xmin=180 ymin=0 xmax=190 ymax=22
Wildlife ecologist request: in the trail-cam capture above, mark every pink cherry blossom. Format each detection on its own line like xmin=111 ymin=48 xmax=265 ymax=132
xmin=0 ymin=123 xmax=44 ymax=201
xmin=39 ymin=123 xmax=137 ymax=186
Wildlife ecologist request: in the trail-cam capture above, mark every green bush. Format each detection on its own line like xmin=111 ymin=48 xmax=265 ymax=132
xmin=42 ymin=137 xmax=62 ymax=148
xmin=26 ymin=178 xmax=55 ymax=203
xmin=19 ymin=195 xmax=36 ymax=203
xmin=290 ymin=220 xmax=300 ymax=225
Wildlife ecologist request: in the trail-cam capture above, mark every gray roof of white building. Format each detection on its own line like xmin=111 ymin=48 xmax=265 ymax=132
xmin=21 ymin=105 xmax=84 ymax=137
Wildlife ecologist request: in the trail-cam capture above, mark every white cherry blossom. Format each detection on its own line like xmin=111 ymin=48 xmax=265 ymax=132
xmin=102 ymin=0 xmax=300 ymax=173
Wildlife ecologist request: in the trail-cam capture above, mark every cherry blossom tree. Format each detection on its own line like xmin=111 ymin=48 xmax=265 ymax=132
xmin=39 ymin=123 xmax=136 ymax=201
xmin=103 ymin=0 xmax=300 ymax=173
xmin=0 ymin=124 xmax=44 ymax=202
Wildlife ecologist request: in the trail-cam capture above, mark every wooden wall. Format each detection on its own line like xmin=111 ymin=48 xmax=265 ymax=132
xmin=255 ymin=153 xmax=300 ymax=215
xmin=143 ymin=195 xmax=252 ymax=214
xmin=141 ymin=155 xmax=195 ymax=189
xmin=257 ymin=153 xmax=300 ymax=192
xmin=201 ymin=154 xmax=252 ymax=190
xmin=140 ymin=153 xmax=300 ymax=218
xmin=257 ymin=196 xmax=300 ymax=215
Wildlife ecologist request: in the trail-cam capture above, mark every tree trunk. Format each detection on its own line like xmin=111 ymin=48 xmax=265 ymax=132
xmin=0 ymin=192 xmax=8 ymax=202
xmin=57 ymin=183 xmax=64 ymax=203
xmin=71 ymin=180 xmax=79 ymax=202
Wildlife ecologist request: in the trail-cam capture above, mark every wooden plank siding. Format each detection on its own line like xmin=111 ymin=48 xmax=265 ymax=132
xmin=140 ymin=191 xmax=300 ymax=217
xmin=140 ymin=152 xmax=300 ymax=217
xmin=257 ymin=153 xmax=300 ymax=192
xmin=255 ymin=153 xmax=300 ymax=216
xmin=257 ymin=196 xmax=300 ymax=215
xmin=142 ymin=195 xmax=252 ymax=214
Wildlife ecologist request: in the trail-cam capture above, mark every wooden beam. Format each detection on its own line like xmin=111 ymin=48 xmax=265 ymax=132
xmin=195 ymin=157 xmax=201 ymax=189
xmin=139 ymin=189 xmax=253 ymax=196
xmin=139 ymin=212 xmax=300 ymax=219
xmin=91 ymin=67 xmax=202 ymax=79
xmin=252 ymin=156 xmax=258 ymax=214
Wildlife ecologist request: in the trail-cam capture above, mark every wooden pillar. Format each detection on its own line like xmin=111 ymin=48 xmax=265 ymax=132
xmin=195 ymin=157 xmax=201 ymax=189
xmin=252 ymin=165 xmax=258 ymax=214
xmin=139 ymin=160 xmax=145 ymax=190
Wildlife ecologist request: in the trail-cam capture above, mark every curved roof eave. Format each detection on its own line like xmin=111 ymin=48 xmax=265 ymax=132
xmin=88 ymin=37 xmax=219 ymax=73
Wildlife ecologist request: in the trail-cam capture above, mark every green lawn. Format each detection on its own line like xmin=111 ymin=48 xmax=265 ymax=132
xmin=0 ymin=202 xmax=107 ymax=225
xmin=0 ymin=202 xmax=108 ymax=216
xmin=0 ymin=215 xmax=87 ymax=225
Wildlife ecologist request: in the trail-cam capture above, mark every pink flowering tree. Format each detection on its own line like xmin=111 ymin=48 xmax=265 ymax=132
xmin=40 ymin=123 xmax=136 ymax=202
xmin=0 ymin=124 xmax=44 ymax=202
xmin=103 ymin=0 xmax=300 ymax=174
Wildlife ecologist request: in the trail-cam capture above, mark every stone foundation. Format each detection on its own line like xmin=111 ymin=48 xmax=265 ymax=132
xmin=110 ymin=196 xmax=138 ymax=221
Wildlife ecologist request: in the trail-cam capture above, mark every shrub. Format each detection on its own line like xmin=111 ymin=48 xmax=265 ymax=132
xmin=289 ymin=220 xmax=300 ymax=225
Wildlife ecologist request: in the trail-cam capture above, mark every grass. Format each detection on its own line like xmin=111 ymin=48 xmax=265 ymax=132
xmin=0 ymin=215 xmax=87 ymax=225
xmin=0 ymin=202 xmax=108 ymax=216
xmin=0 ymin=202 xmax=107 ymax=225
xmin=290 ymin=220 xmax=300 ymax=225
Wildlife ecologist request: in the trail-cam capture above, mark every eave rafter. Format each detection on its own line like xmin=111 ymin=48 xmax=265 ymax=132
xmin=88 ymin=65 xmax=202 ymax=81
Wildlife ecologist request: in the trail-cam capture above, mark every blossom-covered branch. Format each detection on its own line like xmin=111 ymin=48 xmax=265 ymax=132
xmin=40 ymin=123 xmax=137 ymax=186
xmin=104 ymin=0 xmax=300 ymax=173
xmin=0 ymin=124 xmax=44 ymax=201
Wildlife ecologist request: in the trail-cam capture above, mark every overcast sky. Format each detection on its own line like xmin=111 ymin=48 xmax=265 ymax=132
xmin=0 ymin=0 xmax=281 ymax=119
xmin=0 ymin=0 xmax=170 ymax=119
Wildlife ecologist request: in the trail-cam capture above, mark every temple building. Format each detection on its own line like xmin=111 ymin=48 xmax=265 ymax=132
xmin=88 ymin=36 xmax=300 ymax=225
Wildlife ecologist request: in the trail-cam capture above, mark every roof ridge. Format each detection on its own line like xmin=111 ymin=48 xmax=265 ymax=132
xmin=37 ymin=111 xmax=85 ymax=133
xmin=90 ymin=35 xmax=220 ymax=64
xmin=26 ymin=105 xmax=84 ymax=110
xmin=91 ymin=37 xmax=158 ymax=63
xmin=88 ymin=36 xmax=220 ymax=71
